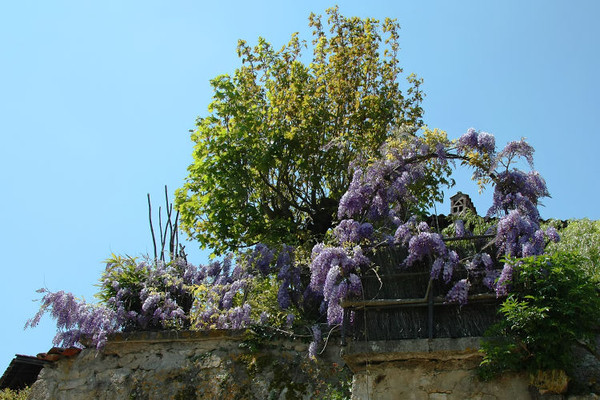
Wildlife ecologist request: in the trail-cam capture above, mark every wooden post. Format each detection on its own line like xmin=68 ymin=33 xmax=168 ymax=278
xmin=341 ymin=307 xmax=348 ymax=346
xmin=428 ymin=278 xmax=434 ymax=339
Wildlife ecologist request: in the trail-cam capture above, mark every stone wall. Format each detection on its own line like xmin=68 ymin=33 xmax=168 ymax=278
xmin=27 ymin=332 xmax=600 ymax=399
xmin=27 ymin=330 xmax=348 ymax=400
xmin=343 ymin=338 xmax=599 ymax=400
xmin=344 ymin=338 xmax=527 ymax=400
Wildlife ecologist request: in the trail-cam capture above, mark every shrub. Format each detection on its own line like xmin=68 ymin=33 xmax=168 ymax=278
xmin=479 ymin=251 xmax=600 ymax=380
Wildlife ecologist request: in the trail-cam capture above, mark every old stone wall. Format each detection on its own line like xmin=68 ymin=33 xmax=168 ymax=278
xmin=343 ymin=338 xmax=600 ymax=400
xmin=27 ymin=330 xmax=348 ymax=400
xmin=350 ymin=358 xmax=531 ymax=400
xmin=27 ymin=333 xmax=600 ymax=400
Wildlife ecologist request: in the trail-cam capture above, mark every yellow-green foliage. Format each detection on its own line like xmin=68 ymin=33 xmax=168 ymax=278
xmin=0 ymin=388 xmax=30 ymax=400
xmin=393 ymin=127 xmax=455 ymax=213
xmin=190 ymin=275 xmax=301 ymax=330
xmin=442 ymin=209 xmax=494 ymax=237
xmin=175 ymin=6 xmax=425 ymax=255
xmin=244 ymin=276 xmax=297 ymax=326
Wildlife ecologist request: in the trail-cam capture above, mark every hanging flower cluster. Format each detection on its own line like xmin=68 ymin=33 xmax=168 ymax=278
xmin=26 ymin=289 xmax=118 ymax=349
xmin=26 ymin=256 xmax=207 ymax=349
xmin=309 ymin=244 xmax=368 ymax=325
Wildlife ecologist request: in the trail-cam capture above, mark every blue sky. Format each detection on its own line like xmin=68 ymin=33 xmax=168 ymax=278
xmin=1 ymin=0 xmax=599 ymax=372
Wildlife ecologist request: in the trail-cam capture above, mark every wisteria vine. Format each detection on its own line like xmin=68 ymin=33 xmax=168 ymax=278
xmin=311 ymin=126 xmax=559 ymax=334
xmin=28 ymin=127 xmax=559 ymax=356
xmin=26 ymin=246 xmax=305 ymax=349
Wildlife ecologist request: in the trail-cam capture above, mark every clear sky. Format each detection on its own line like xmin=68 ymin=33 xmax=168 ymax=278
xmin=1 ymin=0 xmax=599 ymax=372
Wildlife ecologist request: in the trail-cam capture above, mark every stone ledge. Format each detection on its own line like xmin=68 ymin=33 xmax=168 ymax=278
xmin=105 ymin=329 xmax=247 ymax=344
xmin=342 ymin=337 xmax=482 ymax=371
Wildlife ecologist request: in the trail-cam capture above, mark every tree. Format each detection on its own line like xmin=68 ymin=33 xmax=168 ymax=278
xmin=175 ymin=7 xmax=424 ymax=255
xmin=546 ymin=218 xmax=600 ymax=278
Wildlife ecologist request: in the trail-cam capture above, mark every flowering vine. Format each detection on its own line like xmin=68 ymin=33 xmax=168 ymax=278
xmin=309 ymin=126 xmax=558 ymax=327
xmin=29 ymin=126 xmax=559 ymax=356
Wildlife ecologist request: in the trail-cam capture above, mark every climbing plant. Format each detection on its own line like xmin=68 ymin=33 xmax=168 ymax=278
xmin=27 ymin=126 xmax=561 ymax=357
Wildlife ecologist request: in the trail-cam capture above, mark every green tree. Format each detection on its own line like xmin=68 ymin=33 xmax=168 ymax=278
xmin=175 ymin=7 xmax=424 ymax=254
xmin=546 ymin=218 xmax=600 ymax=278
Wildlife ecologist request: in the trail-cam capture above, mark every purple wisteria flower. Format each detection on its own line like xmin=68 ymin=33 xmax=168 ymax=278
xmin=348 ymin=273 xmax=362 ymax=296
xmin=326 ymin=299 xmax=344 ymax=325
xmin=29 ymin=255 xmax=241 ymax=348
xmin=545 ymin=226 xmax=560 ymax=243
xmin=314 ymin=129 xmax=552 ymax=317
xmin=277 ymin=284 xmax=291 ymax=309
xmin=308 ymin=324 xmax=322 ymax=359
xmin=142 ymin=293 xmax=161 ymax=313
xmin=488 ymin=170 xmax=548 ymax=219
xmin=228 ymin=304 xmax=252 ymax=330
xmin=338 ymin=169 xmax=371 ymax=219
xmin=248 ymin=243 xmax=274 ymax=275
xmin=430 ymin=258 xmax=444 ymax=280
xmin=259 ymin=311 xmax=269 ymax=325
xmin=26 ymin=289 xmax=119 ymax=349
xmin=443 ymin=251 xmax=460 ymax=283
xmin=418 ymin=221 xmax=430 ymax=233
xmin=276 ymin=245 xmax=301 ymax=310
xmin=323 ymin=266 xmax=341 ymax=300
xmin=309 ymin=246 xmax=367 ymax=292
xmin=458 ymin=128 xmax=496 ymax=155
xmin=222 ymin=280 xmax=247 ymax=309
xmin=458 ymin=128 xmax=479 ymax=150
xmin=446 ymin=279 xmax=471 ymax=305
xmin=466 ymin=252 xmax=495 ymax=282
xmin=494 ymin=209 xmax=550 ymax=259
xmin=498 ymin=138 xmax=535 ymax=168
xmin=334 ymin=219 xmax=373 ymax=243
xmin=495 ymin=263 xmax=515 ymax=297
xmin=309 ymin=243 xmax=369 ymax=325
xmin=206 ymin=260 xmax=222 ymax=278
xmin=477 ymin=132 xmax=496 ymax=154
xmin=31 ymin=126 xmax=558 ymax=358
xmin=394 ymin=221 xmax=413 ymax=244
xmin=285 ymin=313 xmax=295 ymax=328
xmin=483 ymin=270 xmax=500 ymax=291
xmin=454 ymin=219 xmax=466 ymax=238
xmin=404 ymin=232 xmax=447 ymax=266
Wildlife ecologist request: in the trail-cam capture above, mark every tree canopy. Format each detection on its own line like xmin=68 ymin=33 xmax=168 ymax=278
xmin=175 ymin=7 xmax=424 ymax=254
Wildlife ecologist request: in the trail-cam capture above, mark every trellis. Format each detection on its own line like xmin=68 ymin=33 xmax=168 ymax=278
xmin=341 ymin=237 xmax=502 ymax=344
